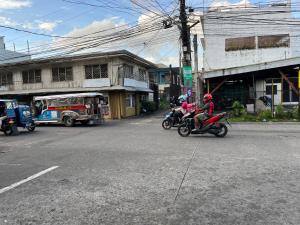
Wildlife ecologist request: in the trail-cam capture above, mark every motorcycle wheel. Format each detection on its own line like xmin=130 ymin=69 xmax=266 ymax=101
xmin=214 ymin=123 xmax=228 ymax=137
xmin=162 ymin=119 xmax=172 ymax=130
xmin=178 ymin=123 xmax=191 ymax=137
xmin=27 ymin=123 xmax=36 ymax=132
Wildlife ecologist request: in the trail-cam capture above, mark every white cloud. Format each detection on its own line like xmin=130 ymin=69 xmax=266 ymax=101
xmin=0 ymin=0 xmax=31 ymax=9
xmin=46 ymin=15 xmax=180 ymax=66
xmin=0 ymin=16 xmax=17 ymax=26
xmin=38 ymin=22 xmax=57 ymax=32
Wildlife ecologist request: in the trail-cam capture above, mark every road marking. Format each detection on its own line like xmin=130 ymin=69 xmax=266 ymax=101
xmin=0 ymin=166 xmax=59 ymax=195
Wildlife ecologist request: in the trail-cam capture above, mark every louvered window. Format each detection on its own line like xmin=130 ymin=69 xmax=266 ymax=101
xmin=22 ymin=69 xmax=41 ymax=84
xmin=85 ymin=64 xmax=108 ymax=79
xmin=0 ymin=72 xmax=13 ymax=86
xmin=52 ymin=67 xmax=73 ymax=82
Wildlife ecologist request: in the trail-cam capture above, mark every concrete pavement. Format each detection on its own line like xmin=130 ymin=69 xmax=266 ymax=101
xmin=0 ymin=117 xmax=300 ymax=225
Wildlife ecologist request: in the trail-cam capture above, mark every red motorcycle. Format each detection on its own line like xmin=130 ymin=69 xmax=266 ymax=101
xmin=177 ymin=110 xmax=231 ymax=137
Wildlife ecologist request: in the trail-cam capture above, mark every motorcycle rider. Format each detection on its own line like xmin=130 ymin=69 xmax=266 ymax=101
xmin=192 ymin=93 xmax=214 ymax=131
xmin=0 ymin=101 xmax=7 ymax=128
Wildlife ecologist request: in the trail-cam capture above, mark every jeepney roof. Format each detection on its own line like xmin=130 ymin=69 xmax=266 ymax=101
xmin=33 ymin=92 xmax=103 ymax=101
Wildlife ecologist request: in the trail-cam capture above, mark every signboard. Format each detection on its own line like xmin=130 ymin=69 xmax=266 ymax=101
xmin=187 ymin=88 xmax=192 ymax=97
xmin=183 ymin=66 xmax=192 ymax=80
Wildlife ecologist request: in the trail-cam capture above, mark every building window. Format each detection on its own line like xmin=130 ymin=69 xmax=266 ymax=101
xmin=225 ymin=36 xmax=256 ymax=51
xmin=258 ymin=34 xmax=290 ymax=49
xmin=266 ymin=85 xmax=277 ymax=95
xmin=126 ymin=94 xmax=136 ymax=108
xmin=124 ymin=64 xmax=134 ymax=79
xmin=52 ymin=67 xmax=73 ymax=82
xmin=138 ymin=68 xmax=146 ymax=81
xmin=85 ymin=64 xmax=108 ymax=79
xmin=0 ymin=72 xmax=13 ymax=86
xmin=22 ymin=69 xmax=41 ymax=84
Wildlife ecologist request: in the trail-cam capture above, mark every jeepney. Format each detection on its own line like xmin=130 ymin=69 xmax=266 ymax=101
xmin=33 ymin=93 xmax=107 ymax=127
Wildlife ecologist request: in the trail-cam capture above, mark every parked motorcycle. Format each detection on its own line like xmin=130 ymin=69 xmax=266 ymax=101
xmin=0 ymin=116 xmax=16 ymax=136
xmin=177 ymin=111 xmax=230 ymax=137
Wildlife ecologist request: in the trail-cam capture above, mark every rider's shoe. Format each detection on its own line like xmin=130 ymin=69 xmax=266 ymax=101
xmin=192 ymin=128 xmax=199 ymax=132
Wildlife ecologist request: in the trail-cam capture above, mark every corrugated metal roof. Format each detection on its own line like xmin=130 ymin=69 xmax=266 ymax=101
xmin=0 ymin=50 xmax=157 ymax=69
xmin=0 ymin=86 xmax=153 ymax=96
xmin=203 ymin=56 xmax=300 ymax=79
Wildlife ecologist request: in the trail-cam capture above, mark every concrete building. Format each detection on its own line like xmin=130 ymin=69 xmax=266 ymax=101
xmin=0 ymin=50 xmax=156 ymax=119
xmin=199 ymin=1 xmax=300 ymax=110
xmin=149 ymin=64 xmax=181 ymax=100
xmin=0 ymin=37 xmax=31 ymax=65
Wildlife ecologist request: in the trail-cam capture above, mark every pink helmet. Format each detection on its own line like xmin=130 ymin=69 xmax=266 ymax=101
xmin=181 ymin=101 xmax=188 ymax=110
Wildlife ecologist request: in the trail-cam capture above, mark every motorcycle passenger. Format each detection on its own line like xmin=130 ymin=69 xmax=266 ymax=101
xmin=193 ymin=93 xmax=214 ymax=131
xmin=173 ymin=101 xmax=188 ymax=124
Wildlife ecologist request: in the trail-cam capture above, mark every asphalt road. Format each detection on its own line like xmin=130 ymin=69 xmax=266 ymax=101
xmin=0 ymin=116 xmax=300 ymax=225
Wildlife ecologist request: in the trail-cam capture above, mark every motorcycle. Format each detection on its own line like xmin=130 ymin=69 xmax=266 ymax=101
xmin=177 ymin=111 xmax=231 ymax=137
xmin=162 ymin=103 xmax=183 ymax=129
xmin=0 ymin=116 xmax=16 ymax=136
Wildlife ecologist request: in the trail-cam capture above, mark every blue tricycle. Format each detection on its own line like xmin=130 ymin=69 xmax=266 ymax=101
xmin=0 ymin=100 xmax=35 ymax=136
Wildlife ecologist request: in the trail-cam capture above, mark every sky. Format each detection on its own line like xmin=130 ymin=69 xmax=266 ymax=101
xmin=0 ymin=0 xmax=298 ymax=66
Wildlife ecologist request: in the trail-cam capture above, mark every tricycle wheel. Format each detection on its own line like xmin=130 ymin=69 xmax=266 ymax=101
xmin=27 ymin=123 xmax=36 ymax=132
xmin=64 ymin=116 xmax=75 ymax=127
xmin=178 ymin=123 xmax=191 ymax=137
xmin=4 ymin=127 xmax=13 ymax=136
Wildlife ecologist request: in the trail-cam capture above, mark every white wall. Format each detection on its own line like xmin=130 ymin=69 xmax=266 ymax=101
xmin=0 ymin=56 xmax=151 ymax=92
xmin=203 ymin=5 xmax=299 ymax=71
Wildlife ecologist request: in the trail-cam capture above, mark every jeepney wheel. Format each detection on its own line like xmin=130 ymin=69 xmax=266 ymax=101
xmin=27 ymin=123 xmax=36 ymax=132
xmin=64 ymin=116 xmax=75 ymax=127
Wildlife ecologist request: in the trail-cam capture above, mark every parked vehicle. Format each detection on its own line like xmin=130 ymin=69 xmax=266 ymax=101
xmin=0 ymin=115 xmax=15 ymax=136
xmin=0 ymin=99 xmax=35 ymax=136
xmin=177 ymin=111 xmax=230 ymax=137
xmin=33 ymin=93 xmax=107 ymax=127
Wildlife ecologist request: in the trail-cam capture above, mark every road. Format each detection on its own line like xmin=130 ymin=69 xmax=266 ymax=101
xmin=0 ymin=116 xmax=300 ymax=225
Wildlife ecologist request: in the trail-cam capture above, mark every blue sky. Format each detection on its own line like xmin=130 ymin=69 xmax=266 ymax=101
xmin=0 ymin=0 xmax=298 ymax=66
xmin=0 ymin=0 xmax=187 ymax=65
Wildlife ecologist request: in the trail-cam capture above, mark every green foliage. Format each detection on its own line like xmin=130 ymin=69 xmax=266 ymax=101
xmin=142 ymin=101 xmax=156 ymax=113
xmin=257 ymin=109 xmax=273 ymax=121
xmin=292 ymin=106 xmax=299 ymax=120
xmin=232 ymin=101 xmax=245 ymax=117
xmin=159 ymin=98 xmax=169 ymax=110
xmin=275 ymin=104 xmax=286 ymax=119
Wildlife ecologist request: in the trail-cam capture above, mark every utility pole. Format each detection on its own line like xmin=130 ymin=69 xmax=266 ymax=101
xmin=179 ymin=0 xmax=192 ymax=102
xmin=193 ymin=34 xmax=199 ymax=103
xmin=193 ymin=34 xmax=204 ymax=104
xmin=298 ymin=70 xmax=300 ymax=120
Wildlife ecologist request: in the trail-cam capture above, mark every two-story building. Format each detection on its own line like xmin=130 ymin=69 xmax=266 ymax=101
xmin=199 ymin=1 xmax=300 ymax=110
xmin=0 ymin=50 xmax=156 ymax=119
xmin=149 ymin=64 xmax=181 ymax=100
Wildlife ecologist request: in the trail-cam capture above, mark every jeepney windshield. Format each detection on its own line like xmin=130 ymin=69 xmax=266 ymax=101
xmin=47 ymin=97 xmax=84 ymax=107
xmin=5 ymin=101 xmax=16 ymax=109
